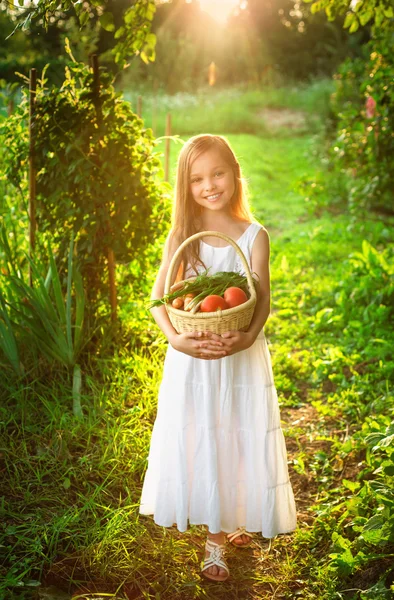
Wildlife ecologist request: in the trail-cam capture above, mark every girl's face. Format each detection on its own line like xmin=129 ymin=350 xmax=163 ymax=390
xmin=189 ymin=148 xmax=235 ymax=215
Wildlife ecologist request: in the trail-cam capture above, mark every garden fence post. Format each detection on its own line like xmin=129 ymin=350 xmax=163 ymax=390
xmin=152 ymin=79 xmax=158 ymax=136
xmin=29 ymin=68 xmax=37 ymax=287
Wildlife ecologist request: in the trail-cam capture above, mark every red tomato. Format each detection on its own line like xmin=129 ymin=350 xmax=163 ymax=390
xmin=223 ymin=286 xmax=248 ymax=308
xmin=200 ymin=295 xmax=229 ymax=312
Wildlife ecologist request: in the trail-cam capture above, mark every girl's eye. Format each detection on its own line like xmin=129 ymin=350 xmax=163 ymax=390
xmin=190 ymin=171 xmax=223 ymax=184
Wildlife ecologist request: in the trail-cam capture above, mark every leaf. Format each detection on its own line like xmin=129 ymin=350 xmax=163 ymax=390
xmin=344 ymin=12 xmax=355 ymax=29
xmin=65 ymin=234 xmax=74 ymax=360
xmin=378 ymin=434 xmax=394 ymax=448
xmin=23 ymin=580 xmax=41 ymax=587
xmin=48 ymin=241 xmax=68 ymax=331
xmin=63 ymin=477 xmax=71 ymax=489
xmin=311 ymin=1 xmax=324 ymax=14
xmin=280 ymin=255 xmax=289 ymax=272
xmin=342 ymin=479 xmax=361 ymax=493
xmin=73 ymin=267 xmax=85 ymax=352
xmin=359 ymin=10 xmax=374 ymax=26
xmin=79 ymin=11 xmax=89 ymax=27
xmin=114 ymin=25 xmax=125 ymax=39
xmin=0 ymin=290 xmax=22 ymax=376
xmin=363 ymin=514 xmax=384 ymax=532
xmin=383 ymin=464 xmax=394 ymax=477
xmin=332 ymin=531 xmax=352 ymax=550
xmin=99 ymin=12 xmax=115 ymax=32
xmin=349 ymin=17 xmax=360 ymax=33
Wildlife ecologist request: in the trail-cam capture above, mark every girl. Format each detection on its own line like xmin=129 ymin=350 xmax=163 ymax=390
xmin=139 ymin=134 xmax=297 ymax=582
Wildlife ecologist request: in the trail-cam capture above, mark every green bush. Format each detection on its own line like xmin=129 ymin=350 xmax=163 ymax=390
xmin=329 ymin=31 xmax=394 ymax=214
xmin=0 ymin=44 xmax=170 ymax=320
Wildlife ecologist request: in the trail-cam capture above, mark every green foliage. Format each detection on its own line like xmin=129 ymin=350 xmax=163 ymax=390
xmin=329 ymin=31 xmax=394 ymax=213
xmin=0 ymin=46 xmax=169 ymax=315
xmin=299 ymin=31 xmax=394 ymax=216
xmin=303 ymin=0 xmax=394 ymax=32
xmin=302 ymin=240 xmax=394 ymax=595
xmin=314 ymin=240 xmax=394 ymax=360
xmin=0 ymin=227 xmax=88 ymax=416
xmin=6 ymin=0 xmax=156 ymax=69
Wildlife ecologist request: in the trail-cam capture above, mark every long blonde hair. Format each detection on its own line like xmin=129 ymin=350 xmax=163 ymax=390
xmin=170 ymin=134 xmax=256 ymax=282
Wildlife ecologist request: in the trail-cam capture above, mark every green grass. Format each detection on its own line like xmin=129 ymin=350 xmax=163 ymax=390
xmin=122 ymin=78 xmax=334 ymax=139
xmin=1 ymin=82 xmax=393 ymax=600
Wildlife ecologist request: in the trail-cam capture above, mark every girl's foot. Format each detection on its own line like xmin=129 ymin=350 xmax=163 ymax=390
xmin=227 ymin=527 xmax=254 ymax=548
xmin=201 ymin=532 xmax=229 ymax=582
xmin=232 ymin=533 xmax=251 ymax=546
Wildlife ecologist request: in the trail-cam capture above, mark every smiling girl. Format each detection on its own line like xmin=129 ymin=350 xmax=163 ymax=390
xmin=139 ymin=134 xmax=297 ymax=582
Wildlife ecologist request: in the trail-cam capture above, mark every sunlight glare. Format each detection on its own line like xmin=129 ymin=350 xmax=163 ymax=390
xmin=197 ymin=0 xmax=240 ymax=25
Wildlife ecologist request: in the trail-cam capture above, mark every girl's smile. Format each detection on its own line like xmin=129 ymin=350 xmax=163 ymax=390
xmin=205 ymin=192 xmax=223 ymax=202
xmin=190 ymin=148 xmax=235 ymax=213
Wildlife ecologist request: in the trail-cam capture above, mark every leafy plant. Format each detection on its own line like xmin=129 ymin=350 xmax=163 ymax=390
xmin=304 ymin=0 xmax=394 ymax=32
xmin=329 ymin=30 xmax=394 ymax=213
xmin=0 ymin=226 xmax=88 ymax=418
xmin=148 ymin=269 xmax=258 ymax=309
xmin=5 ymin=0 xmax=157 ymax=69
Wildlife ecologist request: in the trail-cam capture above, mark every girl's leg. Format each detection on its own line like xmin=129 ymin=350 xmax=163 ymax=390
xmin=204 ymin=528 xmax=227 ymax=578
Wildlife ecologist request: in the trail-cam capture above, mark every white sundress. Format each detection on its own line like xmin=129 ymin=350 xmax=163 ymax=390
xmin=139 ymin=221 xmax=298 ymax=537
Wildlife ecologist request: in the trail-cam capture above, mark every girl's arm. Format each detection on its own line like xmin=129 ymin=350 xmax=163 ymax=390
xmin=245 ymin=227 xmax=271 ymax=341
xmin=217 ymin=228 xmax=270 ymax=353
xmin=149 ymin=229 xmax=180 ymax=345
xmin=149 ymin=231 xmax=226 ymax=358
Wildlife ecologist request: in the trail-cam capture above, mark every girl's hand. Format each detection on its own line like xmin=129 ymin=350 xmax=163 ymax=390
xmin=170 ymin=331 xmax=228 ymax=360
xmin=216 ymin=330 xmax=254 ymax=356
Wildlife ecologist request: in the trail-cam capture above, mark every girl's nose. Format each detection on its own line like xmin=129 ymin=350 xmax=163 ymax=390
xmin=205 ymin=180 xmax=216 ymax=191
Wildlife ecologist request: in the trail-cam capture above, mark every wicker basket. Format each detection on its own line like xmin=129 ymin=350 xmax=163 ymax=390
xmin=164 ymin=230 xmax=257 ymax=334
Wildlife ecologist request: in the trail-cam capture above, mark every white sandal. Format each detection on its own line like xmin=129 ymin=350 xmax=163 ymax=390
xmin=201 ymin=538 xmax=230 ymax=582
xmin=227 ymin=526 xmax=254 ymax=548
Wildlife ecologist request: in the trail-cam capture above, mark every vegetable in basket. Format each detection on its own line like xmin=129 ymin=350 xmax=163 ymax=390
xmin=148 ymin=269 xmax=258 ymax=314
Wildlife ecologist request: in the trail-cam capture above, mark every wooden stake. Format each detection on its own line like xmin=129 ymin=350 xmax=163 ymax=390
xmin=92 ymin=54 xmax=102 ymax=125
xmin=165 ymin=113 xmax=171 ymax=182
xmin=29 ymin=68 xmax=37 ymax=287
xmin=152 ymin=80 xmax=158 ymax=135
xmin=8 ymin=98 xmax=14 ymax=116
xmin=107 ymin=247 xmax=117 ymax=322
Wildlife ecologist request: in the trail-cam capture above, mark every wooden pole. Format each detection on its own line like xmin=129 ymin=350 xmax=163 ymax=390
xmin=92 ymin=54 xmax=102 ymax=124
xmin=91 ymin=55 xmax=117 ymax=322
xmin=164 ymin=113 xmax=171 ymax=182
xmin=107 ymin=248 xmax=117 ymax=323
xmin=137 ymin=95 xmax=142 ymax=118
xmin=29 ymin=68 xmax=37 ymax=287
xmin=152 ymin=80 xmax=157 ymax=136
xmin=8 ymin=98 xmax=14 ymax=116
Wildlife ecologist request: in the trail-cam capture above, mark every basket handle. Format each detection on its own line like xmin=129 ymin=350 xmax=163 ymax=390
xmin=164 ymin=230 xmax=257 ymax=300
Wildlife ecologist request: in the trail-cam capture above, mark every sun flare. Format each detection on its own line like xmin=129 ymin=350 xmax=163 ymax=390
xmin=197 ymin=0 xmax=240 ymax=24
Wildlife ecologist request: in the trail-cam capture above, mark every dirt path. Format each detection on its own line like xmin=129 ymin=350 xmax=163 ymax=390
xmin=258 ymin=108 xmax=308 ymax=132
